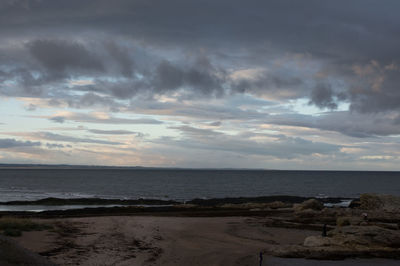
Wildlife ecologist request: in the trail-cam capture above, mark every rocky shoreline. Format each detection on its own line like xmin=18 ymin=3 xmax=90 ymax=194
xmin=0 ymin=193 xmax=399 ymax=264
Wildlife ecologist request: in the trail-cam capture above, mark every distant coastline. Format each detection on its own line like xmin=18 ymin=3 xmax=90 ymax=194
xmin=1 ymin=163 xmax=399 ymax=172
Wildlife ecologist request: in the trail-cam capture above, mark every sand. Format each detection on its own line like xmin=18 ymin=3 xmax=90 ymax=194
xmin=3 ymin=215 xmax=398 ymax=265
xmin=14 ymin=216 xmax=316 ymax=266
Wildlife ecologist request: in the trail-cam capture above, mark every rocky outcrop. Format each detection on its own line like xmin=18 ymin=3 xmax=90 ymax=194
xmin=303 ymin=225 xmax=400 ymax=249
xmin=293 ymin=199 xmax=324 ymax=212
xmin=266 ymin=244 xmax=400 ymax=260
xmin=266 ymin=224 xmax=400 ymax=260
xmin=220 ymin=201 xmax=291 ymax=210
xmin=336 ymin=216 xmax=363 ymax=226
xmin=359 ymin=194 xmax=400 ymax=212
xmin=303 ymin=235 xmax=334 ymax=247
xmin=328 ymin=225 xmax=400 ymax=248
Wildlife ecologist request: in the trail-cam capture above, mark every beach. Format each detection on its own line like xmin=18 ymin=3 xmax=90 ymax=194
xmin=1 ymin=194 xmax=399 ymax=265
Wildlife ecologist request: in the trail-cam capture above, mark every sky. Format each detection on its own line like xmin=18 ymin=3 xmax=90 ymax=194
xmin=1 ymin=0 xmax=400 ymax=170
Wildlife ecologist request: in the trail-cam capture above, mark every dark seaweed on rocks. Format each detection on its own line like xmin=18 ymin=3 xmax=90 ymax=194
xmin=1 ymin=197 xmax=180 ymax=206
xmin=186 ymin=196 xmax=352 ymax=206
xmin=1 ymin=195 xmax=353 ymax=207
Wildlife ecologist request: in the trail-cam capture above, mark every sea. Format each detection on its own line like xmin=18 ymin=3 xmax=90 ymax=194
xmin=0 ymin=169 xmax=399 ymax=202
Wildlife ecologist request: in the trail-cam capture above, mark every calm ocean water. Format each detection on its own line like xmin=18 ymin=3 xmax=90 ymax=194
xmin=0 ymin=169 xmax=399 ymax=202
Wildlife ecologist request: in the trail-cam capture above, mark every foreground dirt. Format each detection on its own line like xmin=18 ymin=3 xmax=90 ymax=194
xmin=15 ymin=216 xmax=316 ymax=266
xmin=7 ymin=194 xmax=400 ymax=265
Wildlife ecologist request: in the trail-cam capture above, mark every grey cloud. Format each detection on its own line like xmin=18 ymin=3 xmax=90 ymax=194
xmin=69 ymin=92 xmax=122 ymax=111
xmin=309 ymin=84 xmax=338 ymax=110
xmin=267 ymin=111 xmax=400 ymax=138
xmin=170 ymin=126 xmax=223 ymax=137
xmin=1 ymin=0 xmax=400 ymax=144
xmin=347 ymin=62 xmax=400 ymax=113
xmin=47 ymin=112 xmax=163 ymax=125
xmin=34 ymin=132 xmax=121 ymax=145
xmin=153 ymin=58 xmax=225 ymax=97
xmin=46 ymin=143 xmax=70 ymax=149
xmin=2 ymin=0 xmax=397 ymax=63
xmin=0 ymin=138 xmax=41 ymax=148
xmin=105 ymin=42 xmax=135 ymax=77
xmin=158 ymin=126 xmax=340 ymax=159
xmin=1 ymin=0 xmax=399 ymax=113
xmin=49 ymin=116 xmax=65 ymax=123
xmin=25 ymin=104 xmax=37 ymax=111
xmin=88 ymin=129 xmax=141 ymax=135
xmin=231 ymin=72 xmax=305 ymax=100
xmin=209 ymin=121 xmax=222 ymax=127
xmin=27 ymin=39 xmax=104 ymax=73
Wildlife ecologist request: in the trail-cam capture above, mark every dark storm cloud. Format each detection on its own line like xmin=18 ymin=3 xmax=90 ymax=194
xmin=230 ymin=71 xmax=306 ymax=100
xmin=0 ymin=138 xmax=41 ymax=148
xmin=2 ymin=0 xmax=398 ymax=60
xmin=309 ymin=84 xmax=338 ymax=110
xmin=105 ymin=42 xmax=135 ymax=78
xmin=27 ymin=39 xmax=104 ymax=73
xmin=1 ymin=0 xmax=400 ymax=139
xmin=154 ymin=59 xmax=225 ymax=96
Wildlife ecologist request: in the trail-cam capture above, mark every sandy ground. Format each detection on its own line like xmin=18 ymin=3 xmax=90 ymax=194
xmin=13 ymin=216 xmax=400 ymax=266
xmin=14 ymin=216 xmax=315 ymax=266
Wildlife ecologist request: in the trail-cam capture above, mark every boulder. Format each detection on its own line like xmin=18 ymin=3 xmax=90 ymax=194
xmin=293 ymin=199 xmax=324 ymax=212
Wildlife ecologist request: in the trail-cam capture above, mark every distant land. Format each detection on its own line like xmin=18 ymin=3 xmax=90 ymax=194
xmin=0 ymin=164 xmax=398 ymax=172
xmin=0 ymin=163 xmax=269 ymax=170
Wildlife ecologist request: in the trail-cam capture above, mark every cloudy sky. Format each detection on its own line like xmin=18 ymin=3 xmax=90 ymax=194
xmin=1 ymin=0 xmax=400 ymax=170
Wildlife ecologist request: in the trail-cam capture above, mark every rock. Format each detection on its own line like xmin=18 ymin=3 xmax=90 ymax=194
xmin=359 ymin=194 xmax=400 ymax=212
xmin=268 ymin=201 xmax=291 ymax=209
xmin=266 ymin=244 xmax=400 ymax=260
xmin=374 ymin=222 xmax=399 ymax=230
xmin=220 ymin=201 xmax=291 ymax=210
xmin=329 ymin=225 xmax=400 ymax=248
xmin=336 ymin=216 xmax=363 ymax=226
xmin=293 ymin=199 xmax=324 ymax=211
xmin=359 ymin=194 xmax=384 ymax=210
xmin=349 ymin=199 xmax=361 ymax=208
xmin=303 ymin=236 xmax=334 ymax=247
xmin=294 ymin=209 xmax=319 ymax=218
